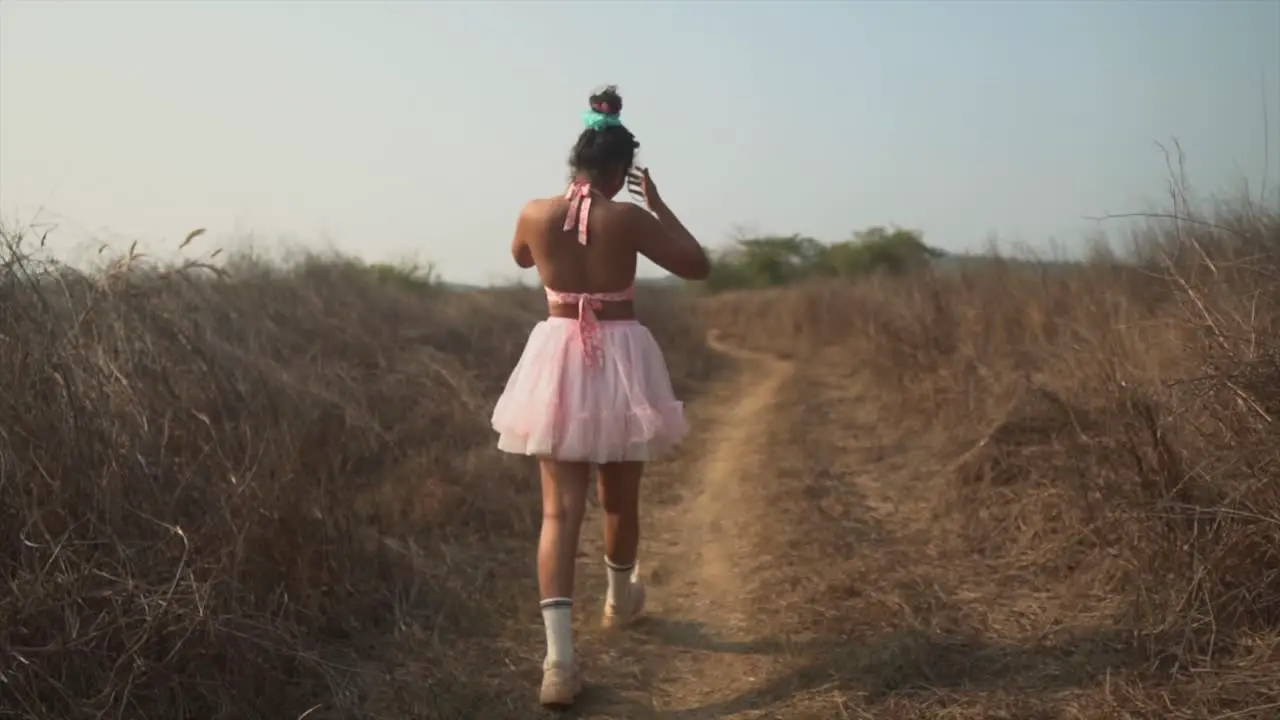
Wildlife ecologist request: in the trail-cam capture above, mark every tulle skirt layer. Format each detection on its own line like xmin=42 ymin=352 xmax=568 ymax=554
xmin=491 ymin=318 xmax=688 ymax=463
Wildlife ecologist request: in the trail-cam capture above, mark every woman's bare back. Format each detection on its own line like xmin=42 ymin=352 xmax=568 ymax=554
xmin=510 ymin=173 xmax=711 ymax=322
xmin=524 ymin=194 xmax=641 ymax=296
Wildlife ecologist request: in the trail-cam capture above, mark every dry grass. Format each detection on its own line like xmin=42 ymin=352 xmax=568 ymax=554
xmin=0 ymin=233 xmax=714 ymax=720
xmin=699 ymin=194 xmax=1280 ymax=717
xmin=6 ymin=186 xmax=1280 ymax=718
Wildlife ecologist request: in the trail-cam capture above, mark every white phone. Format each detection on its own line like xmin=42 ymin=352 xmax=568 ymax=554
xmin=626 ymin=164 xmax=648 ymax=208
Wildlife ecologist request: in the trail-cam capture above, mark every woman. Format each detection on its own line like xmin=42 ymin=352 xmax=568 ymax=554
xmin=491 ymin=85 xmax=711 ymax=708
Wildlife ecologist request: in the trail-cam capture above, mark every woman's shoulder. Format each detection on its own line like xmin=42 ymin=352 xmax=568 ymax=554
xmin=596 ymin=198 xmax=649 ymax=222
xmin=517 ymin=196 xmax=562 ymax=227
xmin=521 ymin=195 xmax=558 ymax=213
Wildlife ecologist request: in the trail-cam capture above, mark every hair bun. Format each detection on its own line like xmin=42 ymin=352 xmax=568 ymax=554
xmin=588 ymin=85 xmax=623 ymax=117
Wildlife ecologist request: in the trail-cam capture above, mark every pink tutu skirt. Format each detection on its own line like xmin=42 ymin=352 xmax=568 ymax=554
xmin=491 ymin=318 xmax=689 ymax=463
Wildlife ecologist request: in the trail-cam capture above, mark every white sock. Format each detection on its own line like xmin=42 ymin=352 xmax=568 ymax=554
xmin=540 ymin=597 xmax=574 ymax=668
xmin=605 ymin=556 xmax=636 ymax=607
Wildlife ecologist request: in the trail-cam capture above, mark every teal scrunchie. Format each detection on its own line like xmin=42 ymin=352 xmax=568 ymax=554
xmin=582 ymin=110 xmax=623 ymax=131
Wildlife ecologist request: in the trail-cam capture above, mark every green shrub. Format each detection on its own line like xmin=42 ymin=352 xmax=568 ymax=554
xmin=703 ymin=227 xmax=944 ymax=292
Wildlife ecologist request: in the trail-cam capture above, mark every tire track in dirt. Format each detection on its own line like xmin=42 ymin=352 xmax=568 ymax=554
xmin=569 ymin=331 xmax=801 ymax=718
xmin=650 ymin=332 xmax=795 ymax=713
xmin=555 ymin=332 xmax=1151 ymax=719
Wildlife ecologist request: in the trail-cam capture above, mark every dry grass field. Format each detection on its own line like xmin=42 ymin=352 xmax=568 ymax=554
xmin=2 ymin=191 xmax=1278 ymax=719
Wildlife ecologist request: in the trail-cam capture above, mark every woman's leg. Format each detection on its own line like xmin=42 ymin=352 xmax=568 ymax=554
xmin=537 ymin=458 xmax=591 ymax=676
xmin=597 ymin=461 xmax=646 ymax=626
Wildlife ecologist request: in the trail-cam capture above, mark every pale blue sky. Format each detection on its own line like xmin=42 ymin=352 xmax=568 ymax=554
xmin=2 ymin=1 xmax=1277 ymax=284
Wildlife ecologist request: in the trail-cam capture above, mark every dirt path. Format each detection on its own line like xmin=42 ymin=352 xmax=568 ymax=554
xmin=506 ymin=328 xmax=1197 ymax=719
xmin=564 ymin=332 xmax=805 ymax=718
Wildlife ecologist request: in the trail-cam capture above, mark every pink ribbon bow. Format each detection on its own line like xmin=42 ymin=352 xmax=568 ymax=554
xmin=564 ymin=181 xmax=593 ymax=246
xmin=575 ymin=295 xmax=605 ymax=368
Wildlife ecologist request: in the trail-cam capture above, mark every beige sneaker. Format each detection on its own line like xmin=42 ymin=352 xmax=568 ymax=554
xmin=539 ymin=661 xmax=582 ymax=709
xmin=601 ymin=578 xmax=646 ymax=630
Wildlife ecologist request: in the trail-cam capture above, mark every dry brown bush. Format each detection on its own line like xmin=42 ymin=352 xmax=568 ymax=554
xmin=700 ymin=195 xmax=1280 ymax=714
xmin=0 ymin=235 xmax=713 ymax=720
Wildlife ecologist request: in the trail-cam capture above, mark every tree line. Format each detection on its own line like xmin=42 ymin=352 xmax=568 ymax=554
xmin=701 ymin=226 xmax=945 ymax=292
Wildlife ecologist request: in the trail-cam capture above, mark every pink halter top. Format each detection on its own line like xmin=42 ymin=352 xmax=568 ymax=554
xmin=544 ymin=180 xmax=636 ymax=368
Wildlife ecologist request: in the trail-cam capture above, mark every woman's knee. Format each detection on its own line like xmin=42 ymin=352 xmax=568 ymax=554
xmin=597 ymin=461 xmax=644 ymax=515
xmin=540 ymin=460 xmax=591 ymax=523
xmin=543 ymin=497 xmax=586 ymax=524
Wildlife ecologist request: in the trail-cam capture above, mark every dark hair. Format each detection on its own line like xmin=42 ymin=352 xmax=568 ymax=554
xmin=569 ymin=85 xmax=639 ymax=182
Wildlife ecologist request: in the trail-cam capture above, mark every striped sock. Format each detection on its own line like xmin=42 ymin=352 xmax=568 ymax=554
xmin=539 ymin=597 xmax=574 ymax=668
xmin=604 ymin=556 xmax=636 ymax=607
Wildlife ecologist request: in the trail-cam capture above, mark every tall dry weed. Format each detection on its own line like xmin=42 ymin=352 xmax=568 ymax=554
xmin=0 ymin=232 xmax=713 ymax=720
xmin=701 ymin=194 xmax=1280 ymax=713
